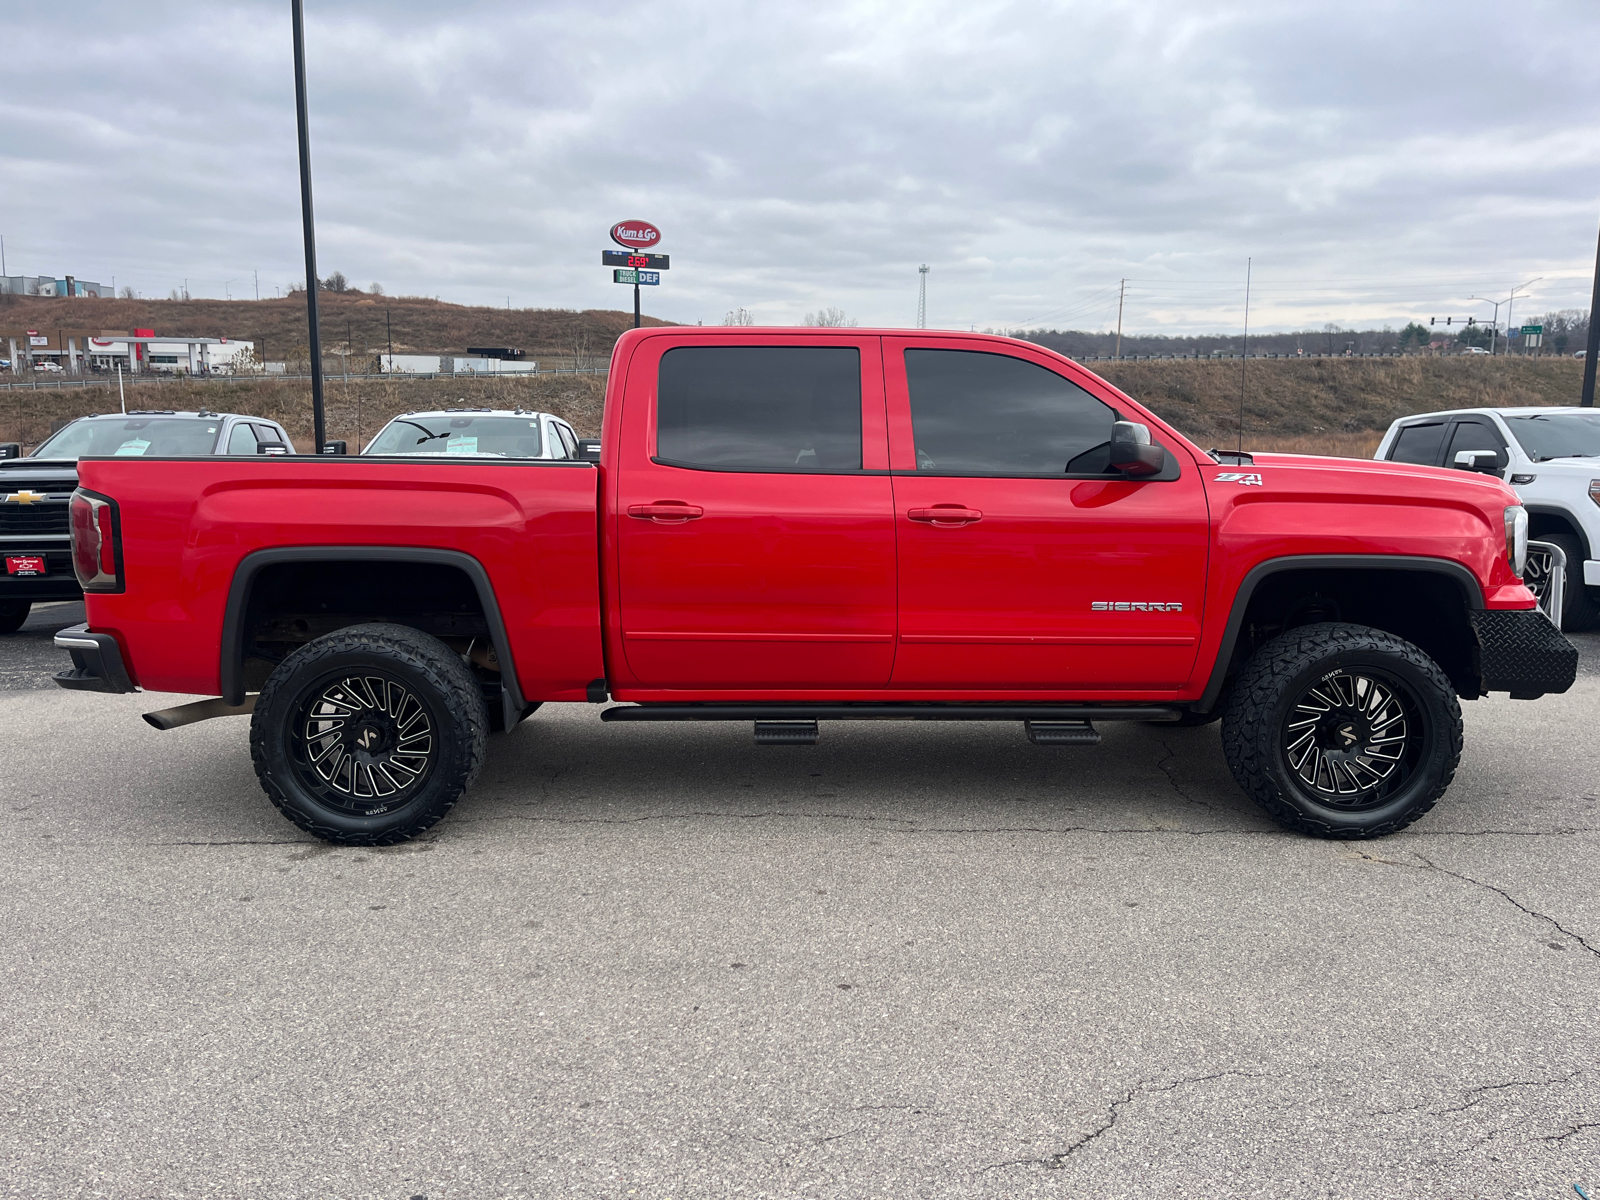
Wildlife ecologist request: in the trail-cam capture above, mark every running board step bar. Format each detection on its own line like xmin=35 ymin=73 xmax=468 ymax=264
xmin=603 ymin=704 xmax=1178 ymax=724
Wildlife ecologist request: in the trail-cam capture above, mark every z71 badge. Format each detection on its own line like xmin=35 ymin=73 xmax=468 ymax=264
xmin=1214 ymin=472 xmax=1264 ymax=486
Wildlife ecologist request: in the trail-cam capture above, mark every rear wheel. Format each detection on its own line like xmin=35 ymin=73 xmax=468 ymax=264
xmin=0 ymin=601 xmax=30 ymax=634
xmin=1221 ymin=622 xmax=1462 ymax=839
xmin=251 ymin=622 xmax=489 ymax=845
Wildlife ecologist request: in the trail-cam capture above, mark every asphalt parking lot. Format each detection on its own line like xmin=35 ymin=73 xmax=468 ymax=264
xmin=2 ymin=612 xmax=1597 ymax=1200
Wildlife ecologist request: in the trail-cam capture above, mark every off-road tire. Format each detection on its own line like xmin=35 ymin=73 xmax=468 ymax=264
xmin=0 ymin=601 xmax=30 ymax=635
xmin=1540 ymin=533 xmax=1598 ymax=632
xmin=1221 ymin=622 xmax=1462 ymax=839
xmin=251 ymin=622 xmax=489 ymax=845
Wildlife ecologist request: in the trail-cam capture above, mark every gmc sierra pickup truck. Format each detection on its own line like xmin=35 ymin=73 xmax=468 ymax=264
xmin=53 ymin=328 xmax=1577 ymax=844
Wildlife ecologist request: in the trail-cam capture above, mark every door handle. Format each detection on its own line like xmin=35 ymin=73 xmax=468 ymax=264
xmin=627 ymin=502 xmax=704 ymax=523
xmin=908 ymin=506 xmax=982 ymax=526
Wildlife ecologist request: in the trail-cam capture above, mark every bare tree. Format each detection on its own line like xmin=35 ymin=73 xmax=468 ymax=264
xmin=119 ymin=286 xmax=136 ymax=300
xmin=803 ymin=306 xmax=857 ymax=327
xmin=368 ymin=282 xmax=384 ymax=296
xmin=323 ymin=271 xmax=349 ymax=294
xmin=722 ymin=307 xmax=755 ymax=326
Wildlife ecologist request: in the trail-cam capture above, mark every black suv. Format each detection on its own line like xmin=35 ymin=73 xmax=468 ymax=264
xmin=1 ymin=410 xmax=296 ymax=632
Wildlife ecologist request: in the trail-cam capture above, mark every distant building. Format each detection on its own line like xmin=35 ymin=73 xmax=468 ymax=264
xmin=2 ymin=327 xmax=255 ymax=374
xmin=0 ymin=275 xmax=111 ymax=298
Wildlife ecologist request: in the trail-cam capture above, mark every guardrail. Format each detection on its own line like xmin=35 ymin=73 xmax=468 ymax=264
xmin=0 ymin=366 xmax=610 ymax=392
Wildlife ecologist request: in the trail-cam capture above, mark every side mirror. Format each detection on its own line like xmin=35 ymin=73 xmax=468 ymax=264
xmin=1108 ymin=421 xmax=1164 ymax=477
xmin=256 ymin=440 xmax=290 ymax=457
xmin=321 ymin=440 xmax=348 ymax=455
xmin=1453 ymin=449 xmax=1499 ymax=473
xmin=0 ymin=443 xmax=21 ymax=459
xmin=577 ymin=438 xmax=602 ymax=463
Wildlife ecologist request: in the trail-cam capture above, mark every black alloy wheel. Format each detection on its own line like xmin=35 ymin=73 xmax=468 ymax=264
xmin=1222 ymin=622 xmax=1462 ymax=838
xmin=1281 ymin=668 xmax=1421 ymax=811
xmin=292 ymin=673 xmax=437 ymax=814
xmin=251 ymin=622 xmax=488 ymax=844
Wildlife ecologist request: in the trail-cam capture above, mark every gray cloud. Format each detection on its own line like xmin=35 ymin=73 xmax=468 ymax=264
xmin=3 ymin=0 xmax=1598 ymax=332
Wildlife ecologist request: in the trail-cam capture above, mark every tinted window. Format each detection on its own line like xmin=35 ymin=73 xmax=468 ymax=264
xmin=364 ymin=415 xmax=546 ymax=458
xmin=1389 ymin=422 xmax=1445 ymax=465
xmin=1445 ymin=420 xmax=1506 ymax=470
xmin=226 ymin=423 xmax=259 ymax=454
xmin=657 ymin=346 xmax=861 ymax=471
xmin=905 ymin=349 xmax=1116 ymax=475
xmin=1504 ymin=411 xmax=1600 ymax=461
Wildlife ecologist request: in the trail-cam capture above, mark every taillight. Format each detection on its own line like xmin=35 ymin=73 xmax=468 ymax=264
xmin=70 ymin=489 xmax=123 ymax=592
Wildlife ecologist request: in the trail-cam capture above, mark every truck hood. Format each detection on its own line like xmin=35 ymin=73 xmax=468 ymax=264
xmin=1248 ymin=451 xmax=1515 ymax=496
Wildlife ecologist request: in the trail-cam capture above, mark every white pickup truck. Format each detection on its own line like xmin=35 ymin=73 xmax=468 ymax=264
xmin=1375 ymin=406 xmax=1600 ymax=630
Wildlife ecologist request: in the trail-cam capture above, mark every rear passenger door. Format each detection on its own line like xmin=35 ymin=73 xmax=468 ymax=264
xmin=613 ymin=336 xmax=896 ymax=689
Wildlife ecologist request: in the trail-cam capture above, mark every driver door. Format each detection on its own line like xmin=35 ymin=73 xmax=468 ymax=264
xmin=885 ymin=337 xmax=1209 ymax=692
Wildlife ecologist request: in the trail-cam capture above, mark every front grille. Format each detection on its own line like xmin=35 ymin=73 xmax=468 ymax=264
xmin=0 ymin=503 xmax=70 ymax=537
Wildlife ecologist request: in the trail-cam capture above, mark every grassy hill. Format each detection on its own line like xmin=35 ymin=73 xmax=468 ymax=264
xmin=1 ymin=304 xmax=1587 ymax=458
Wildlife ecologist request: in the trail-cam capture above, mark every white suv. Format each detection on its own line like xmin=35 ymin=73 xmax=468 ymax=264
xmin=1375 ymin=407 xmax=1600 ymax=630
xmin=362 ymin=408 xmax=581 ymax=460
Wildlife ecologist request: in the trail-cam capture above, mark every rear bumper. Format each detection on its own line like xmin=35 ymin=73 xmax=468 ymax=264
xmin=52 ymin=623 xmax=137 ymax=693
xmin=1469 ymin=609 xmax=1578 ymax=700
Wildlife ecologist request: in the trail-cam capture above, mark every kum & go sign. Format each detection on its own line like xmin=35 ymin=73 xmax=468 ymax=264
xmin=610 ymin=220 xmax=661 ymax=250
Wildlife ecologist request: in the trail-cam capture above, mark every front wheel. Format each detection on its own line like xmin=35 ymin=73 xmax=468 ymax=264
xmin=250 ymin=622 xmax=489 ymax=845
xmin=1221 ymin=623 xmax=1462 ymax=839
xmin=0 ymin=601 xmax=31 ymax=634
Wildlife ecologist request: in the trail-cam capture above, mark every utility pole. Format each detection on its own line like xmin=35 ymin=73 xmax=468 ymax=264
xmin=1583 ymin=216 xmax=1600 ymax=407
xmin=1 ymin=235 xmax=6 ymax=276
xmin=386 ymin=307 xmax=393 ymax=371
xmin=292 ymin=0 xmax=327 ymax=453
xmin=1115 ymin=278 xmax=1126 ymax=358
xmin=1237 ymin=258 xmax=1251 ymax=453
xmin=254 ymin=269 xmax=259 ymax=301
xmin=917 ymin=264 xmax=929 ymax=329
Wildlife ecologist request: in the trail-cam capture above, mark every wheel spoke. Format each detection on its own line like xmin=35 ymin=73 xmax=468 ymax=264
xmin=1282 ymin=669 xmax=1418 ymax=810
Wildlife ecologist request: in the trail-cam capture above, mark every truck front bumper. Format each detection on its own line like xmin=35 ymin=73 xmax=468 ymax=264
xmin=1468 ymin=609 xmax=1578 ymax=700
xmin=52 ymin=624 xmax=137 ymax=693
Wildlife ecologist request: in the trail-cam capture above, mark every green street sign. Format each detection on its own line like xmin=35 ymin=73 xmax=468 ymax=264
xmin=1521 ymin=324 xmax=1544 ymax=335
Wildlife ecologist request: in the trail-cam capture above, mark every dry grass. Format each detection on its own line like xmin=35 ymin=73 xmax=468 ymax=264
xmin=3 ymin=354 xmax=1582 ymax=461
xmin=0 ymin=373 xmax=608 ymax=451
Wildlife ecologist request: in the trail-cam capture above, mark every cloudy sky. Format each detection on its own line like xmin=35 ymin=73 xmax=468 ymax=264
xmin=5 ymin=0 xmax=1599 ymax=333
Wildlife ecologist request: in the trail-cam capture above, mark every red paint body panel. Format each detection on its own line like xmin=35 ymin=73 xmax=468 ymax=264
xmin=79 ymin=458 xmax=604 ymax=701
xmin=78 ymin=328 xmax=1533 ymax=706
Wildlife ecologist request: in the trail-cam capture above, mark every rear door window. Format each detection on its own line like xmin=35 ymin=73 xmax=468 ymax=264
xmin=1388 ymin=422 xmax=1446 ymax=465
xmin=656 ymin=346 xmax=862 ymax=471
xmin=903 ymin=348 xmax=1117 ymax=475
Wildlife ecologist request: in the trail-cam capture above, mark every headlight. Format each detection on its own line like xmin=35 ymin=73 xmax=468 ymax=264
xmin=1504 ymin=505 xmax=1528 ymax=578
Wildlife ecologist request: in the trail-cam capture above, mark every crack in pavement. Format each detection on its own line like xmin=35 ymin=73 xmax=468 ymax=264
xmin=1156 ymin=739 xmax=1214 ymax=810
xmin=1370 ymin=1071 xmax=1584 ymax=1119
xmin=1354 ymin=848 xmax=1600 ymax=958
xmin=1534 ymin=1121 xmax=1600 ymax=1144
xmin=978 ymin=1070 xmax=1265 ymax=1173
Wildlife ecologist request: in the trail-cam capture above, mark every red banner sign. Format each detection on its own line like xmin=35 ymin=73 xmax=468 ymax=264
xmin=610 ymin=221 xmax=662 ymax=250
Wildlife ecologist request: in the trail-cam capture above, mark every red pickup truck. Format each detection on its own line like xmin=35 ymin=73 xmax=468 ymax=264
xmin=54 ymin=328 xmax=1577 ymax=844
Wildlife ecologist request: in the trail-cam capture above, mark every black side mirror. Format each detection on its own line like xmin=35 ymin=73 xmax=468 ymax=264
xmin=321 ymin=440 xmax=348 ymax=455
xmin=256 ymin=440 xmax=290 ymax=456
xmin=0 ymin=443 xmax=20 ymax=459
xmin=577 ymin=438 xmax=601 ymax=462
xmin=1453 ymin=449 xmax=1499 ymax=474
xmin=1108 ymin=421 xmax=1164 ymax=477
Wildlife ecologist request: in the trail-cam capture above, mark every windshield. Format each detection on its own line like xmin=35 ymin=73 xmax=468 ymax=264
xmin=364 ymin=415 xmax=545 ymax=458
xmin=31 ymin=417 xmax=221 ymax=460
xmin=1502 ymin=411 xmax=1600 ymax=461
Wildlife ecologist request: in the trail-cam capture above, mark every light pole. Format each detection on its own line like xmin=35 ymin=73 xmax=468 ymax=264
xmin=224 ymin=278 xmax=239 ymax=301
xmin=1469 ymin=279 xmax=1540 ymax=356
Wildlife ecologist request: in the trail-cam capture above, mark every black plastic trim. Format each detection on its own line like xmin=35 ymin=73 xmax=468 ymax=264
xmin=219 ymin=546 xmax=525 ymax=725
xmin=1194 ymin=554 xmax=1487 ymax=713
xmin=602 ymin=703 xmax=1180 ymax=723
xmin=52 ymin=623 xmax=136 ymax=693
